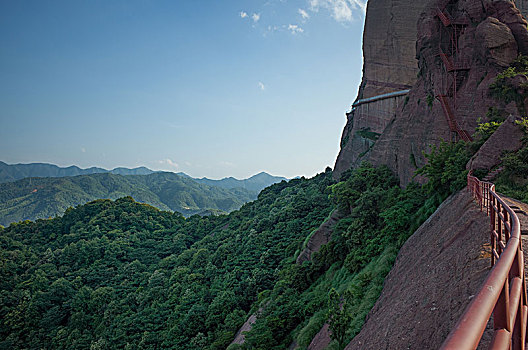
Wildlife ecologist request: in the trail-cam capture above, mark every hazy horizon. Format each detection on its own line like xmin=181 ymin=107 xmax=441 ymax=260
xmin=0 ymin=159 xmax=290 ymax=180
xmin=1 ymin=0 xmax=366 ymax=179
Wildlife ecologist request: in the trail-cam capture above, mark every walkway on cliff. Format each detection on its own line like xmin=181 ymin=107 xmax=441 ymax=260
xmin=346 ymin=184 xmax=528 ymax=349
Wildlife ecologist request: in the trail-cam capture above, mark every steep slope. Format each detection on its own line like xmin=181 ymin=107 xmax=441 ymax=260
xmin=344 ymin=190 xmax=492 ymax=349
xmin=0 ymin=172 xmax=256 ymax=226
xmin=366 ymin=0 xmax=528 ymax=185
xmin=333 ymin=0 xmax=427 ymax=178
xmin=316 ymin=0 xmax=528 ymax=348
xmin=357 ymin=0 xmax=424 ymax=98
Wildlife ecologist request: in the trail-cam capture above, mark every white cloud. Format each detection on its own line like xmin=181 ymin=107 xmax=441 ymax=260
xmin=332 ymin=1 xmax=352 ymax=21
xmin=81 ymin=147 xmax=86 ymax=153
xmin=252 ymin=13 xmax=260 ymax=22
xmin=309 ymin=0 xmax=366 ymax=22
xmin=219 ymin=161 xmax=235 ymax=167
xmin=288 ymin=24 xmax=304 ymax=34
xmin=298 ymin=8 xmax=310 ymax=19
xmin=240 ymin=11 xmax=248 ymax=18
xmin=258 ymin=81 xmax=266 ymax=90
xmin=158 ymin=158 xmax=179 ymax=169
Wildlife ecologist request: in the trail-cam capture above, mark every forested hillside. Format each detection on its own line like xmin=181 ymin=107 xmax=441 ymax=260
xmin=0 ymin=172 xmax=257 ymax=226
xmin=0 ymin=170 xmax=333 ymax=349
xmin=0 ymin=136 xmax=472 ymax=349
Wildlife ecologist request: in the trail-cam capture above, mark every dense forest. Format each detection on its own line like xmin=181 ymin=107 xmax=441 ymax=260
xmin=1 ymin=116 xmax=526 ymax=349
xmin=0 ymin=171 xmax=333 ymax=349
xmin=0 ymin=140 xmax=472 ymax=350
xmin=0 ymin=172 xmax=260 ymax=226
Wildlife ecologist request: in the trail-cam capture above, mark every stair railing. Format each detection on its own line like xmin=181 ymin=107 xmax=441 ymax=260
xmin=440 ymin=173 xmax=527 ymax=349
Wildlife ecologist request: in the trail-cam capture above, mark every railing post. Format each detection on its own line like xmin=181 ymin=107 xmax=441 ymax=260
xmin=505 ymin=206 xmax=511 ymax=242
xmin=491 ymin=195 xmax=496 ymax=267
xmin=512 ymin=249 xmax=524 ymax=350
xmin=512 ymin=301 xmax=524 ymax=350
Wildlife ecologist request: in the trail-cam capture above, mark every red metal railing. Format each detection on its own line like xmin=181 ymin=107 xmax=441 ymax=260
xmin=441 ymin=173 xmax=527 ymax=349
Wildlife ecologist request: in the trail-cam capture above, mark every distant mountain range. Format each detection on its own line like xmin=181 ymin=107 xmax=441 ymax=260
xmin=0 ymin=162 xmax=287 ymax=192
xmin=0 ymin=162 xmax=288 ymax=226
xmin=0 ymin=161 xmax=155 ymax=182
xmin=0 ymin=172 xmax=259 ymax=226
xmin=178 ymin=171 xmax=288 ymax=193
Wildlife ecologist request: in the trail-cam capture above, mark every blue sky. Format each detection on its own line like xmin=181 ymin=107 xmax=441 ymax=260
xmin=0 ymin=0 xmax=366 ymax=179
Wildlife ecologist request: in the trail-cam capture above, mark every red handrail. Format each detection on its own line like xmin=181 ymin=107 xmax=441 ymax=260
xmin=440 ymin=173 xmax=527 ymax=349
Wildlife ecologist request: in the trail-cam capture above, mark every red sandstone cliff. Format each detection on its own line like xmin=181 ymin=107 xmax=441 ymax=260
xmin=333 ymin=0 xmax=427 ymax=178
xmin=334 ymin=0 xmax=528 ymax=183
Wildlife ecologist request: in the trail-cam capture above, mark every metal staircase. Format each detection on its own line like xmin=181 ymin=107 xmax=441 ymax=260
xmin=435 ymin=1 xmax=472 ymax=142
xmin=436 ymin=94 xmax=473 ymax=142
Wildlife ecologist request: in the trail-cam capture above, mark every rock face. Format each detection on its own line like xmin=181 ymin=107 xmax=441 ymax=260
xmin=333 ymin=0 xmax=427 ymax=178
xmin=296 ymin=210 xmax=343 ymax=263
xmin=345 ymin=190 xmax=493 ymax=349
xmin=467 ymin=114 xmax=525 ymax=171
xmin=359 ymin=0 xmax=425 ymax=98
xmin=334 ymin=91 xmax=410 ymax=178
xmin=229 ymin=308 xmax=262 ymax=346
xmin=334 ymin=0 xmax=528 ymax=183
xmin=476 ymin=17 xmax=519 ymax=67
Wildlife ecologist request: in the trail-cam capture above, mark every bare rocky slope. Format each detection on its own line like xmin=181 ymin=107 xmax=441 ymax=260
xmin=344 ymin=190 xmax=493 ymax=349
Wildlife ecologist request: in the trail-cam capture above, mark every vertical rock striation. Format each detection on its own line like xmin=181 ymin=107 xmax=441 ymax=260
xmin=334 ymin=0 xmax=528 ymax=184
xmin=333 ymin=0 xmax=427 ymax=178
xmin=333 ymin=0 xmax=428 ymax=179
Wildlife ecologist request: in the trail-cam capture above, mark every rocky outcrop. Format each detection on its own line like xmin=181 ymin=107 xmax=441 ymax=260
xmin=334 ymin=91 xmax=410 ymax=178
xmin=229 ymin=308 xmax=262 ymax=346
xmin=467 ymin=114 xmax=525 ymax=171
xmin=333 ymin=0 xmax=427 ymax=179
xmin=296 ymin=210 xmax=343 ymax=263
xmin=359 ymin=0 xmax=425 ymax=98
xmin=345 ymin=190 xmax=493 ymax=349
xmin=345 ymin=0 xmax=528 ymax=185
xmin=334 ymin=0 xmax=528 ymax=183
xmin=476 ymin=17 xmax=519 ymax=67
